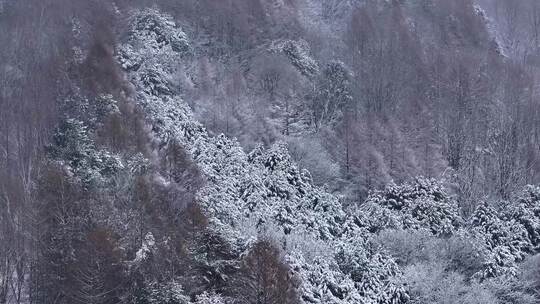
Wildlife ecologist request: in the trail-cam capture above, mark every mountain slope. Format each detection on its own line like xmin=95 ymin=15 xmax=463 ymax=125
xmin=119 ymin=8 xmax=407 ymax=303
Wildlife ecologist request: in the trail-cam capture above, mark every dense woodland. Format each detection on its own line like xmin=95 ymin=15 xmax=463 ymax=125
xmin=2 ymin=0 xmax=540 ymax=303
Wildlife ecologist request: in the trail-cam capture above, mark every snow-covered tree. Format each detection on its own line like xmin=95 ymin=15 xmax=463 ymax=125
xmin=505 ymin=185 xmax=540 ymax=251
xmin=48 ymin=118 xmax=123 ymax=186
xmin=143 ymin=282 xmax=190 ymax=304
xmin=195 ymin=292 xmax=226 ymax=304
xmin=269 ymin=39 xmax=319 ymax=77
xmin=469 ymin=202 xmax=532 ymax=279
xmin=128 ymin=8 xmax=191 ymax=55
xmin=360 ymin=178 xmax=461 ymax=235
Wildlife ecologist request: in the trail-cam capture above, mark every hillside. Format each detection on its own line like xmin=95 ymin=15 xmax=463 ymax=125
xmin=1 ymin=1 xmax=540 ymax=304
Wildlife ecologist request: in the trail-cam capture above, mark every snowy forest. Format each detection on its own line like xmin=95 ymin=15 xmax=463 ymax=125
xmin=2 ymin=0 xmax=540 ymax=303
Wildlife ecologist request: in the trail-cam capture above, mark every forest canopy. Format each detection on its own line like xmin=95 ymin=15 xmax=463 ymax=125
xmin=1 ymin=0 xmax=540 ymax=303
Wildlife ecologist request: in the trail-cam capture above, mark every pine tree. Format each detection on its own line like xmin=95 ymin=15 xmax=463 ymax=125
xmin=360 ymin=178 xmax=461 ymax=235
xmin=507 ymin=185 xmax=540 ymax=251
xmin=470 ymin=202 xmax=532 ymax=279
xmin=48 ymin=118 xmax=123 ymax=187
